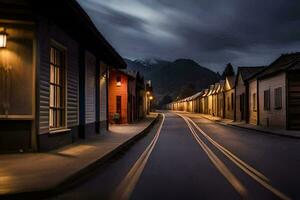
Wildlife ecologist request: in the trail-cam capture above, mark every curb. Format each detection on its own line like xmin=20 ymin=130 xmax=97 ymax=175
xmin=193 ymin=114 xmax=300 ymax=139
xmin=1 ymin=114 xmax=160 ymax=200
xmin=229 ymin=123 xmax=300 ymax=139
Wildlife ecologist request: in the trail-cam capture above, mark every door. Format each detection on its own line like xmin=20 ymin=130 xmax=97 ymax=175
xmin=288 ymin=72 xmax=300 ymax=129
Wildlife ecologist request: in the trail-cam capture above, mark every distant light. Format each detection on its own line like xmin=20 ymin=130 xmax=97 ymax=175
xmin=149 ymin=96 xmax=153 ymax=100
xmin=116 ymin=81 xmax=121 ymax=87
xmin=0 ymin=29 xmax=7 ymax=48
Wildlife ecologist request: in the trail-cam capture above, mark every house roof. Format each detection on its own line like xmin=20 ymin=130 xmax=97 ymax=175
xmin=202 ymin=89 xmax=210 ymax=97
xmin=236 ymin=66 xmax=266 ymax=85
xmin=29 ymin=0 xmax=127 ymax=69
xmin=257 ymin=52 xmax=300 ymax=79
xmin=190 ymin=91 xmax=203 ymax=100
xmin=239 ymin=66 xmax=266 ymax=80
xmin=224 ymin=76 xmax=235 ymax=91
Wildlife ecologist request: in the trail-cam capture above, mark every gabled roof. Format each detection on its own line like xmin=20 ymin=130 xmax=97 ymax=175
xmin=236 ymin=66 xmax=266 ymax=85
xmin=190 ymin=91 xmax=203 ymax=100
xmin=202 ymin=89 xmax=210 ymax=97
xmin=224 ymin=76 xmax=236 ymax=91
xmin=219 ymin=80 xmax=225 ymax=92
xmin=257 ymin=52 xmax=300 ymax=79
xmin=30 ymin=0 xmax=127 ymax=68
xmin=207 ymin=85 xmax=213 ymax=96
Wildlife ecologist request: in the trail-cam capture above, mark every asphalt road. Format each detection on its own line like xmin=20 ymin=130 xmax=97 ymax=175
xmin=49 ymin=112 xmax=300 ymax=200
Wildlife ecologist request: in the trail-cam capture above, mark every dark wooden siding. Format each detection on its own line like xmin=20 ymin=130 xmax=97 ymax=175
xmin=38 ymin=17 xmax=79 ymax=134
xmin=287 ymin=72 xmax=300 ymax=129
xmin=85 ymin=50 xmax=96 ymax=124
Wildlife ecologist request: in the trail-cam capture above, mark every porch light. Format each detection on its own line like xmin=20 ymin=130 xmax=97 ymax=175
xmin=0 ymin=29 xmax=8 ymax=48
xmin=116 ymin=76 xmax=121 ymax=87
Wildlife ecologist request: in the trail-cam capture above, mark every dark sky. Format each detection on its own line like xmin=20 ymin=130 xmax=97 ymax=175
xmin=77 ymin=0 xmax=300 ymax=72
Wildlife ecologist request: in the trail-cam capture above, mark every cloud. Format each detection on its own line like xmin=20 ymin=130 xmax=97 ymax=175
xmin=77 ymin=0 xmax=300 ymax=72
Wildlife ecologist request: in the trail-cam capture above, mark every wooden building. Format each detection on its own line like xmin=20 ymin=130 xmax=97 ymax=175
xmin=108 ymin=70 xmax=137 ymax=124
xmin=0 ymin=0 xmax=126 ymax=152
xmin=217 ymin=80 xmax=225 ymax=118
xmin=235 ymin=66 xmax=265 ymax=122
xmin=257 ymin=53 xmax=300 ymax=130
xmin=224 ymin=75 xmax=236 ymax=120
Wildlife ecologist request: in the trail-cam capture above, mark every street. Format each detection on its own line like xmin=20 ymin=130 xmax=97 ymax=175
xmin=49 ymin=112 xmax=300 ymax=200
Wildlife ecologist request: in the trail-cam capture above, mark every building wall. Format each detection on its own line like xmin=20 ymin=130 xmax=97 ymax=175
xmin=208 ymin=95 xmax=213 ymax=115
xmin=128 ymin=77 xmax=136 ymax=123
xmin=235 ymin=74 xmax=246 ymax=121
xmin=85 ymin=50 xmax=96 ymax=125
xmin=217 ymin=92 xmax=224 ymax=118
xmin=224 ymin=89 xmax=235 ymax=120
xmin=248 ymin=79 xmax=258 ymax=125
xmin=0 ymin=21 xmax=35 ymax=152
xmin=37 ymin=17 xmax=80 ymax=151
xmin=258 ymin=72 xmax=286 ymax=129
xmin=212 ymin=94 xmax=218 ymax=116
xmin=108 ymin=70 xmax=128 ymax=124
xmin=99 ymin=62 xmax=108 ymax=128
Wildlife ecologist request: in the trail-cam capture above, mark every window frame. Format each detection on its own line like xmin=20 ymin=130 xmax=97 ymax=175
xmin=49 ymin=43 xmax=67 ymax=130
xmin=274 ymin=87 xmax=282 ymax=110
xmin=264 ymin=89 xmax=271 ymax=111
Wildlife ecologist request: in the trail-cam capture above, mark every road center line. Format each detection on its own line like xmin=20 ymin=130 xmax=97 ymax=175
xmin=183 ymin=114 xmax=291 ymax=200
xmin=180 ymin=114 xmax=248 ymax=198
xmin=112 ymin=114 xmax=165 ymax=200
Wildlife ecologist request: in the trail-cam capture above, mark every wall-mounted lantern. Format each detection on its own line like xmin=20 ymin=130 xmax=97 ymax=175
xmin=116 ymin=76 xmax=121 ymax=87
xmin=0 ymin=29 xmax=8 ymax=48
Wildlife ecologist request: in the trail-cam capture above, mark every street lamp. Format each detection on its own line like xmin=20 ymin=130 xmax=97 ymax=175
xmin=149 ymin=95 xmax=153 ymax=100
xmin=0 ymin=29 xmax=8 ymax=48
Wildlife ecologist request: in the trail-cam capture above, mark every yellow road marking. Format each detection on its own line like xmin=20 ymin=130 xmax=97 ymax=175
xmin=182 ymin=114 xmax=291 ymax=200
xmin=112 ymin=114 xmax=165 ymax=200
xmin=181 ymin=116 xmax=248 ymax=198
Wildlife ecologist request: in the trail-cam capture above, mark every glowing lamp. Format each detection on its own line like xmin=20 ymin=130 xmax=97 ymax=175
xmin=149 ymin=96 xmax=153 ymax=100
xmin=0 ymin=29 xmax=7 ymax=48
xmin=116 ymin=76 xmax=121 ymax=87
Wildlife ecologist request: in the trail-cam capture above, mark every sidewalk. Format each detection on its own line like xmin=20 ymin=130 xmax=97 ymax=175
xmin=176 ymin=112 xmax=300 ymax=139
xmin=0 ymin=113 xmax=159 ymax=197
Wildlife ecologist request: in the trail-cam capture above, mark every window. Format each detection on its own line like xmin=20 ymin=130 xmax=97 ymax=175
xmin=264 ymin=89 xmax=270 ymax=111
xmin=253 ymin=93 xmax=257 ymax=112
xmin=116 ymin=75 xmax=121 ymax=87
xmin=49 ymin=46 xmax=65 ymax=129
xmin=116 ymin=96 xmax=121 ymax=114
xmin=274 ymin=87 xmax=282 ymax=109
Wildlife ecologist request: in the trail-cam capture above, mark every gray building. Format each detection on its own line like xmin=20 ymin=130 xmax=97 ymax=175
xmin=0 ymin=0 xmax=126 ymax=152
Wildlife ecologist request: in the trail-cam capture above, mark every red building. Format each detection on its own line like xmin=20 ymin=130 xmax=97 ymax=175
xmin=108 ymin=69 xmax=137 ymax=124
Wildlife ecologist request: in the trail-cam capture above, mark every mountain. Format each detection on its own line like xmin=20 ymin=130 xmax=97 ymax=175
xmin=124 ymin=58 xmax=220 ymax=104
xmin=124 ymin=58 xmax=170 ymax=79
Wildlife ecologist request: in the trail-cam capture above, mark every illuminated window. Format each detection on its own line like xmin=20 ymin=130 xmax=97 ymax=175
xmin=49 ymin=46 xmax=65 ymax=129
